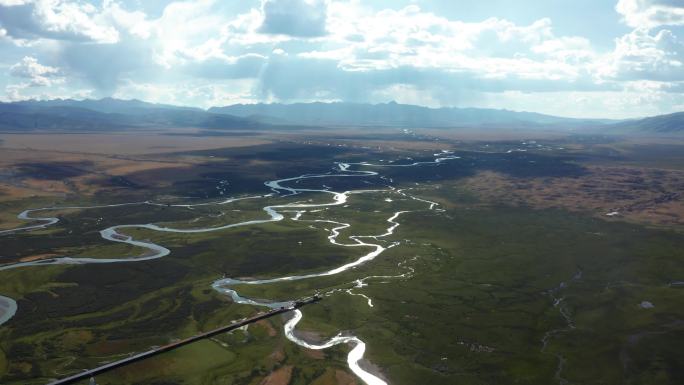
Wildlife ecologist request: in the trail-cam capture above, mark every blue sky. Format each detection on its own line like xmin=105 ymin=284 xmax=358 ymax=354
xmin=0 ymin=0 xmax=683 ymax=118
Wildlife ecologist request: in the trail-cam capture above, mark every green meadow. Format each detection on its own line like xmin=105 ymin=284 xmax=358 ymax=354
xmin=1 ymin=141 xmax=682 ymax=385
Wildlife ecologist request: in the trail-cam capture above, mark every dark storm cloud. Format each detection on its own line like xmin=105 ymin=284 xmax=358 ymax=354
xmin=258 ymin=0 xmax=328 ymax=37
xmin=59 ymin=40 xmax=156 ymax=93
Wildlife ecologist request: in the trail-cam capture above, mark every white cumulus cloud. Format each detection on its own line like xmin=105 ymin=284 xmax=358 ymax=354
xmin=0 ymin=0 xmax=122 ymax=43
xmin=9 ymin=56 xmax=64 ymax=86
xmin=616 ymin=0 xmax=684 ymax=28
xmin=600 ymin=27 xmax=684 ymax=81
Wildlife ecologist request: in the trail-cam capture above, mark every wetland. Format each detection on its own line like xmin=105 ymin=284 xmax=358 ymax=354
xmin=0 ymin=129 xmax=682 ymax=385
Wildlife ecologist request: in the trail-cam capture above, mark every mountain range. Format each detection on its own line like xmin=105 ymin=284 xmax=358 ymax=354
xmin=0 ymin=97 xmax=681 ymax=133
xmin=0 ymin=98 xmax=262 ymax=131
xmin=209 ymin=101 xmax=613 ymax=128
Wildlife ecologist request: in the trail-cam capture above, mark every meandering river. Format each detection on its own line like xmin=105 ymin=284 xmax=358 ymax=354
xmin=0 ymin=153 xmax=459 ymax=385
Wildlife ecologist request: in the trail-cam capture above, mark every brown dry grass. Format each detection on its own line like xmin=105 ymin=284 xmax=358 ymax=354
xmin=303 ymin=347 xmax=325 ymax=360
xmin=256 ymin=319 xmax=278 ymax=337
xmin=18 ymin=253 xmax=60 ymax=263
xmin=0 ymin=131 xmax=272 ymax=155
xmin=459 ymin=165 xmax=684 ymax=227
xmin=268 ymin=347 xmax=285 ymax=365
xmin=259 ymin=365 xmax=293 ymax=385
xmin=0 ymin=184 xmax=59 ymax=200
xmin=335 ymin=369 xmax=358 ymax=385
xmin=309 ymin=368 xmax=358 ymax=385
xmin=0 ymin=130 xmax=273 ymax=201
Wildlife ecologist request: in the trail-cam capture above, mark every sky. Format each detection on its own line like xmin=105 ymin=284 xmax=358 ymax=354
xmin=0 ymin=0 xmax=683 ymax=118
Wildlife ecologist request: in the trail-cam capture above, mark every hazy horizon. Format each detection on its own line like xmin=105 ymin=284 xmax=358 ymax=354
xmin=1 ymin=96 xmax=631 ymax=120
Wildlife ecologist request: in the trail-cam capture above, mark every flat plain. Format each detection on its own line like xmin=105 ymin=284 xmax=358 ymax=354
xmin=0 ymin=128 xmax=682 ymax=385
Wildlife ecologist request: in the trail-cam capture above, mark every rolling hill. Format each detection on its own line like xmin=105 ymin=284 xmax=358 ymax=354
xmin=606 ymin=112 xmax=684 ymax=133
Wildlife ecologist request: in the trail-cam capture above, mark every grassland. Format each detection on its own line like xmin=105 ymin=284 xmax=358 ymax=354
xmin=0 ymin=130 xmax=682 ymax=385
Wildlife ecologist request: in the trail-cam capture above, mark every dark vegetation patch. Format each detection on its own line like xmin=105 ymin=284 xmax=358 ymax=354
xmin=0 ymin=232 xmax=81 ymax=261
xmin=544 ymin=141 xmax=684 ymax=167
xmin=10 ymin=260 xmax=189 ymax=336
xmin=64 ymin=307 xmax=137 ymax=328
xmin=139 ymin=143 xmax=365 ymax=198
xmin=164 ymin=131 xmax=262 ymax=137
xmin=162 ymin=143 xmax=587 ymax=199
xmin=176 ymin=142 xmax=352 ymax=161
xmin=621 ymin=328 xmax=684 ymax=384
xmin=279 ymin=175 xmax=387 ymax=191
xmin=619 ymin=143 xmax=684 ymax=169
xmin=310 ymin=132 xmax=437 ymax=142
xmin=375 ymin=151 xmax=587 ymax=184
xmin=107 ymin=288 xmax=194 ymax=339
xmin=170 ymin=169 xmax=267 ymax=198
xmin=191 ymin=297 xmax=225 ymax=324
xmin=99 ymin=176 xmax=144 ymax=189
xmin=166 ymin=226 xmax=359 ymax=280
xmin=464 ymin=151 xmax=587 ymax=178
xmin=14 ymin=161 xmax=94 ymax=180
xmin=228 ymin=143 xmax=350 ymax=161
